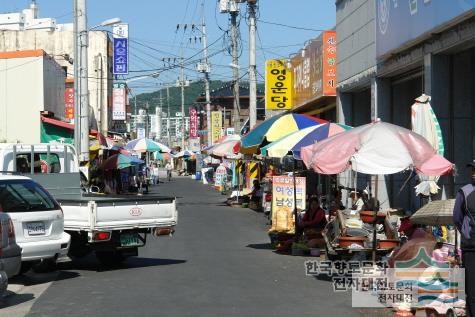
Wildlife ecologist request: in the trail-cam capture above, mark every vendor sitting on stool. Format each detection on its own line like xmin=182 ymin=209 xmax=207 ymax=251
xmin=247 ymin=179 xmax=263 ymax=206
xmin=297 ymin=197 xmax=327 ymax=238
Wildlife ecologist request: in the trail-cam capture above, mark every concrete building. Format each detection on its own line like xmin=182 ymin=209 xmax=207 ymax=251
xmin=0 ymin=1 xmax=113 ymax=134
xmin=0 ymin=49 xmax=65 ymax=143
xmin=336 ymin=0 xmax=475 ymax=212
xmin=0 ymin=1 xmax=56 ymax=31
xmin=336 ymin=0 xmax=376 ymax=126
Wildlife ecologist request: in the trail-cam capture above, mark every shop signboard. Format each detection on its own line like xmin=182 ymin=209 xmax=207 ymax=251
xmin=188 ymin=138 xmax=200 ymax=151
xmin=137 ymin=128 xmax=145 ymax=139
xmin=112 ymin=24 xmax=129 ymax=75
xmin=64 ymin=88 xmax=74 ymax=120
xmin=215 ymin=164 xmax=227 ymax=186
xmin=112 ymin=88 xmax=126 ymax=120
xmin=322 ymin=31 xmax=337 ymax=96
xmin=211 ymin=111 xmax=222 ymax=144
xmin=270 ymin=176 xmax=306 ymax=233
xmin=290 ymin=30 xmax=336 ymax=109
xmin=265 ymin=60 xmax=293 ymax=110
xmin=376 ymin=0 xmax=475 ymax=58
xmin=189 ymin=107 xmax=198 ymax=138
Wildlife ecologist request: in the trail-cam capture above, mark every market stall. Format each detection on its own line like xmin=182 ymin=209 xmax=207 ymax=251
xmin=301 ymin=120 xmax=454 ymax=261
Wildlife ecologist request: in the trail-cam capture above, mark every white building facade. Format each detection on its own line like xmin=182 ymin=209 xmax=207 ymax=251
xmin=0 ymin=49 xmax=65 ymax=143
xmin=0 ymin=1 xmax=113 ymax=134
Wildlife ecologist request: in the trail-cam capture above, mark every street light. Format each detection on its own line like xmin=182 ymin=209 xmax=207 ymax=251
xmin=99 ymin=17 xmax=121 ymax=27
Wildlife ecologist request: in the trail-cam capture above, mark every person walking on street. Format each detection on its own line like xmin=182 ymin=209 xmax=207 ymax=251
xmin=453 ymin=159 xmax=475 ymax=317
xmin=143 ymin=165 xmax=150 ymax=194
xmin=152 ymin=163 xmax=159 ymax=185
xmin=166 ymin=161 xmax=173 ymax=182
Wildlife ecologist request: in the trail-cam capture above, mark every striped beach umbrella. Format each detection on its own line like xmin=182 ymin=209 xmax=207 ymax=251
xmin=261 ymin=123 xmax=352 ymax=159
xmin=126 ymin=138 xmax=171 ymax=153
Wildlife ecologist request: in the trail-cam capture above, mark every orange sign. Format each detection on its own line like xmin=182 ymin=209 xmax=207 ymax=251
xmin=322 ymin=31 xmax=337 ymax=96
xmin=290 ymin=30 xmax=337 ymax=109
xmin=64 ymin=88 xmax=74 ymax=119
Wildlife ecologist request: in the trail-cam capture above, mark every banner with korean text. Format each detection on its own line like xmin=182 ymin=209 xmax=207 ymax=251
xmin=64 ymin=88 xmax=74 ymax=120
xmin=270 ymin=176 xmax=306 ymax=233
xmin=113 ymin=24 xmax=129 ymax=75
xmin=112 ymin=88 xmax=126 ymax=120
xmin=211 ymin=111 xmax=222 ymax=144
xmin=322 ymin=31 xmax=337 ymax=96
xmin=265 ymin=60 xmax=293 ymax=110
xmin=189 ymin=107 xmax=198 ymax=138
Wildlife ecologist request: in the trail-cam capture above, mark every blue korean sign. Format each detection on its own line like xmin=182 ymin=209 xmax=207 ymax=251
xmin=376 ymin=0 xmax=475 ymax=58
xmin=113 ymin=38 xmax=128 ymax=75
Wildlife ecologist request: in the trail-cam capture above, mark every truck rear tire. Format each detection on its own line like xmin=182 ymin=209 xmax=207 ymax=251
xmin=95 ymin=251 xmax=125 ymax=267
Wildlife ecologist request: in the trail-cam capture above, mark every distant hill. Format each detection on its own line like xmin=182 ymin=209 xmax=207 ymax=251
xmin=134 ymin=80 xmax=264 ymax=116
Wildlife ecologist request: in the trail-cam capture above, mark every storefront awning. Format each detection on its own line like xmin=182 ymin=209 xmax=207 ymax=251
xmin=40 ymin=116 xmax=98 ymax=135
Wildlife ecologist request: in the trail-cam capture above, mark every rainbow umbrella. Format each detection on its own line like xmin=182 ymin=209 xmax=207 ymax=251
xmin=102 ymin=154 xmax=144 ymax=170
xmin=261 ymin=123 xmax=352 ymax=159
xmin=240 ymin=113 xmax=327 ymax=154
xmin=126 ymin=138 xmax=171 ymax=153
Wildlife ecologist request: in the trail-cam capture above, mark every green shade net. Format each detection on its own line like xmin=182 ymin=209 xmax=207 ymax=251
xmin=40 ymin=122 xmax=74 ymax=145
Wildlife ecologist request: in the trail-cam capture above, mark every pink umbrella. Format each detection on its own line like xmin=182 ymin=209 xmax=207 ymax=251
xmin=301 ymin=121 xmax=453 ymax=176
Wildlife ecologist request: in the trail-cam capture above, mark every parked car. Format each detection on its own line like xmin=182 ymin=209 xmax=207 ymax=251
xmin=0 ymin=174 xmax=70 ymax=273
xmin=0 ymin=210 xmax=22 ymax=294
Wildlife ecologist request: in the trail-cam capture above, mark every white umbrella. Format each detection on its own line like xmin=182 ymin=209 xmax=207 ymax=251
xmin=174 ymin=150 xmax=194 ymax=158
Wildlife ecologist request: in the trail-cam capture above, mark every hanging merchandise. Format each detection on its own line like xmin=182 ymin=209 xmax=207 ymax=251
xmin=411 ymin=94 xmax=445 ymax=196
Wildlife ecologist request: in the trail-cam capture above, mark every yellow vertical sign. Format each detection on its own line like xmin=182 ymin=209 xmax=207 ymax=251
xmin=265 ymin=59 xmax=293 ymax=110
xmin=211 ymin=111 xmax=222 ymax=145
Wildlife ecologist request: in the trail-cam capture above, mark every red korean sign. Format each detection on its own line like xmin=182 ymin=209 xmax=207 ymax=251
xmin=64 ymin=88 xmax=74 ymax=119
xmin=189 ymin=107 xmax=198 ymax=138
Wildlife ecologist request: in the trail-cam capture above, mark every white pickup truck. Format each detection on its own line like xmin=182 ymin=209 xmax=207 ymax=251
xmin=0 ymin=144 xmax=178 ymax=266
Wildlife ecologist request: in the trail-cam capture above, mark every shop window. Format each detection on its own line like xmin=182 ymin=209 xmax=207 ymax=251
xmin=16 ymin=153 xmax=61 ymax=174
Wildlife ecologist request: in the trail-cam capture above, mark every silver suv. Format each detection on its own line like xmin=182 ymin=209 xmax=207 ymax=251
xmin=0 ymin=175 xmax=70 ymax=273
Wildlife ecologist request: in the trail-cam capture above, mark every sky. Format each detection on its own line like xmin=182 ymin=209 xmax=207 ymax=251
xmin=0 ymin=0 xmax=336 ymax=94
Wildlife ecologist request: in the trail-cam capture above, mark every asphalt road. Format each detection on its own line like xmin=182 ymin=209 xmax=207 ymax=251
xmin=1 ymin=177 xmax=360 ymax=317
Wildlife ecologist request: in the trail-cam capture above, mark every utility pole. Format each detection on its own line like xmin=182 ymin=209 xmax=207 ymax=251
xmin=180 ymin=56 xmax=185 ymax=150
xmin=200 ymin=1 xmax=212 ymax=146
xmin=166 ymin=85 xmax=171 ymax=147
xmin=75 ymin=0 xmax=89 ymax=162
xmin=73 ymin=0 xmax=79 ymax=154
xmin=230 ymin=1 xmax=241 ymax=134
xmin=159 ymin=88 xmax=163 ymax=141
xmin=248 ymin=0 xmax=257 ymax=129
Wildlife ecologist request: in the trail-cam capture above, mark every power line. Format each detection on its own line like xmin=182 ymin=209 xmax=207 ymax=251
xmin=257 ymin=19 xmax=325 ymax=32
